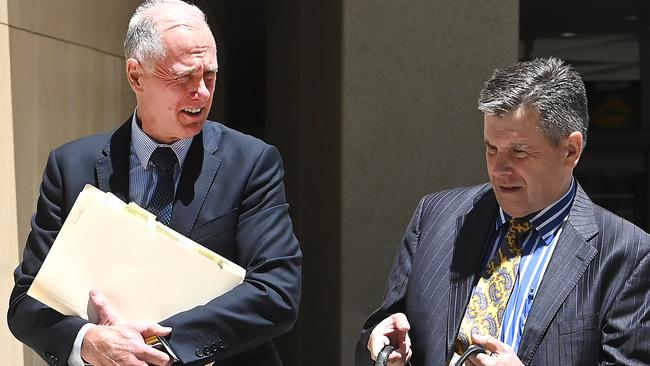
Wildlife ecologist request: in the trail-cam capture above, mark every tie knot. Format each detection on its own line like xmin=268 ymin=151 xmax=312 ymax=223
xmin=509 ymin=218 xmax=532 ymax=235
xmin=149 ymin=147 xmax=178 ymax=172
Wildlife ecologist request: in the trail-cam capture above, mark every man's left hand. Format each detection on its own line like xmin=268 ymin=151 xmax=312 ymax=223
xmin=466 ymin=334 xmax=523 ymax=366
xmin=84 ymin=289 xmax=173 ymax=366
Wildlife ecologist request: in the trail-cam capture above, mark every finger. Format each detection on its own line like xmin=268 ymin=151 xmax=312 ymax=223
xmin=393 ymin=334 xmax=412 ymax=365
xmin=135 ymin=345 xmax=172 ymax=366
xmin=387 ymin=352 xmax=406 ymax=366
xmin=136 ymin=323 xmax=173 ymax=338
xmin=392 ymin=313 xmax=411 ymax=332
xmin=395 ymin=332 xmax=411 ymax=357
xmin=368 ymin=316 xmax=395 ymax=359
xmin=473 ymin=335 xmax=512 ymax=354
xmin=89 ymin=289 xmax=121 ymax=325
xmin=123 ymin=354 xmax=149 ymax=366
xmin=472 ymin=333 xmax=503 ymax=352
xmin=402 ymin=331 xmax=412 ymax=352
xmin=404 ymin=345 xmax=413 ymax=362
xmin=387 ymin=351 xmax=406 ymax=366
xmin=368 ymin=334 xmax=389 ymax=360
xmin=472 ymin=352 xmax=493 ymax=366
xmin=390 ymin=313 xmax=410 ymax=346
xmin=384 ymin=313 xmax=411 ymax=350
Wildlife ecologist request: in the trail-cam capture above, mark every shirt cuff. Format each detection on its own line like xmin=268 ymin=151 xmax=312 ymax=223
xmin=67 ymin=323 xmax=95 ymax=366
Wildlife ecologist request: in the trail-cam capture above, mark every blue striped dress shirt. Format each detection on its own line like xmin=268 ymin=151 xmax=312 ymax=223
xmin=129 ymin=113 xmax=193 ymax=206
xmin=484 ymin=179 xmax=577 ymax=352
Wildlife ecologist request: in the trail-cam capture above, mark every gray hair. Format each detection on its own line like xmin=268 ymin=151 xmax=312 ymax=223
xmin=478 ymin=57 xmax=589 ymax=146
xmin=124 ymin=0 xmax=209 ymax=69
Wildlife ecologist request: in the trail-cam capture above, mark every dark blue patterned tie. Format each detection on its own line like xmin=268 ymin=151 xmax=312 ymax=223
xmin=147 ymin=147 xmax=178 ymax=225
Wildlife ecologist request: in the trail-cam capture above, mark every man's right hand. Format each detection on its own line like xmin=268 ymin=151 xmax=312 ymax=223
xmin=80 ymin=289 xmax=172 ymax=366
xmin=367 ymin=313 xmax=412 ymax=366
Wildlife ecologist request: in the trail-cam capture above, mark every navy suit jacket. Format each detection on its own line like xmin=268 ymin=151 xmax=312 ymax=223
xmin=356 ymin=183 xmax=650 ymax=365
xmin=8 ymin=118 xmax=302 ymax=366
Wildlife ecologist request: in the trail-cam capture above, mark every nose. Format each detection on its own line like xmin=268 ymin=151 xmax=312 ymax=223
xmin=490 ymin=153 xmax=513 ymax=177
xmin=190 ymin=78 xmax=211 ymax=102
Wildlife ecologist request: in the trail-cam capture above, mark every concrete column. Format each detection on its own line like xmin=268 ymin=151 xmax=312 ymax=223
xmin=2 ymin=1 xmax=139 ymax=365
xmin=0 ymin=1 xmax=24 ymax=365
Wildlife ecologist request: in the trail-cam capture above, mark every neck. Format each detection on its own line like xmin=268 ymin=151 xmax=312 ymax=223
xmin=135 ymin=112 xmax=178 ymax=144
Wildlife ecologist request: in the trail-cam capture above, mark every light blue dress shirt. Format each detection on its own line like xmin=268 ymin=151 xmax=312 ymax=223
xmin=483 ymin=179 xmax=577 ymax=352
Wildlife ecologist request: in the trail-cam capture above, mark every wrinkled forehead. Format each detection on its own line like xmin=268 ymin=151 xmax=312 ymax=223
xmin=146 ymin=3 xmax=213 ymax=42
xmin=161 ymin=25 xmax=217 ymax=62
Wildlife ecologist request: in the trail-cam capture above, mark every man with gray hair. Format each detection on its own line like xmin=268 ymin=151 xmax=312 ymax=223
xmin=356 ymin=57 xmax=650 ymax=366
xmin=8 ymin=1 xmax=301 ymax=365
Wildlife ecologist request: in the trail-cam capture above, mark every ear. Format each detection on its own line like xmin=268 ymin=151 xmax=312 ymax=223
xmin=126 ymin=58 xmax=144 ymax=91
xmin=565 ymin=131 xmax=583 ymax=168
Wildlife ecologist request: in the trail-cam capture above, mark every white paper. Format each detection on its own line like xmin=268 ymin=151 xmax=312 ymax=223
xmin=28 ymin=184 xmax=245 ymax=324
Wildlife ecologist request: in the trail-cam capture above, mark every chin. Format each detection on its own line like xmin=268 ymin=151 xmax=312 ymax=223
xmin=183 ymin=121 xmax=206 ymax=135
xmin=496 ymin=198 xmax=529 ymax=218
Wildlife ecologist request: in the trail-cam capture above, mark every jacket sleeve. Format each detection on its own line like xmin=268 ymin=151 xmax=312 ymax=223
xmin=600 ymin=233 xmax=650 ymax=365
xmin=160 ymin=144 xmax=302 ymax=365
xmin=7 ymin=149 xmax=88 ymax=366
xmin=354 ymin=195 xmax=426 ymax=366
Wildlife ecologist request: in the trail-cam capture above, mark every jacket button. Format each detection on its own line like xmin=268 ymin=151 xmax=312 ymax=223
xmin=203 ymin=346 xmax=211 ymax=355
xmin=211 ymin=343 xmax=218 ymax=352
xmin=195 ymin=348 xmax=203 ymax=357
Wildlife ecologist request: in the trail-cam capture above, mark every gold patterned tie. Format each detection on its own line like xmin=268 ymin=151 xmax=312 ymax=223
xmin=454 ymin=218 xmax=532 ymax=355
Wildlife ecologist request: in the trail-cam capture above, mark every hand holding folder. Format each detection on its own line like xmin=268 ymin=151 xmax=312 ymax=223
xmin=27 ymin=184 xmax=246 ymax=325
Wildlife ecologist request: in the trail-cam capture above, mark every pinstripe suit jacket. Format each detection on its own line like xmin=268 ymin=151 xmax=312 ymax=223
xmin=356 ymin=183 xmax=650 ymax=365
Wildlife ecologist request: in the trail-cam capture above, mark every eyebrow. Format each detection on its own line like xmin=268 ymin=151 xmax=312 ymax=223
xmin=483 ymin=140 xmax=529 ymax=150
xmin=174 ymin=67 xmax=197 ymax=78
xmin=511 ymin=143 xmax=529 ymax=150
xmin=175 ymin=65 xmax=218 ymax=77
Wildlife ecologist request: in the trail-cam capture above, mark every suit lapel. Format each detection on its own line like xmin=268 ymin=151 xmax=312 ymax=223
xmin=517 ymin=184 xmax=599 ymax=365
xmin=95 ymin=119 xmax=131 ymax=202
xmin=169 ymin=124 xmax=222 ymax=237
xmin=446 ymin=189 xmax=498 ymax=358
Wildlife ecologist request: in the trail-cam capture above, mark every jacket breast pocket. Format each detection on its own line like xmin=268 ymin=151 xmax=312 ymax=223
xmin=191 ymin=208 xmax=239 ymax=259
xmin=557 ymin=313 xmax=600 ymax=364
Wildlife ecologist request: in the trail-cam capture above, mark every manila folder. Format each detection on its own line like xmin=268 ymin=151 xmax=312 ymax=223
xmin=27 ymin=184 xmax=246 ymax=324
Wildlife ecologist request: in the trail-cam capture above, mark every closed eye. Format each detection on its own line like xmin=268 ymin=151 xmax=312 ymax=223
xmin=512 ymin=149 xmax=528 ymax=158
xmin=485 ymin=143 xmax=497 ymax=156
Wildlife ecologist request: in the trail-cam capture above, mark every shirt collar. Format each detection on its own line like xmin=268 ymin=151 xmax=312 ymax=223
xmin=130 ymin=110 xmax=194 ymax=170
xmin=496 ymin=178 xmax=577 ymax=238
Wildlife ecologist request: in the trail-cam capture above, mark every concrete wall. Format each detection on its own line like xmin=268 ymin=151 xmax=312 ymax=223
xmin=0 ymin=1 xmax=24 ymax=364
xmin=340 ymin=2 xmax=519 ymax=363
xmin=1 ymin=1 xmax=138 ymax=365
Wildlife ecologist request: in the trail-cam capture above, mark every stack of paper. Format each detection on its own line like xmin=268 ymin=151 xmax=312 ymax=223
xmin=28 ymin=184 xmax=245 ymax=324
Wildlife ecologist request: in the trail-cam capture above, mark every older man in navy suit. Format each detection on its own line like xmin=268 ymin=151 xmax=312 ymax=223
xmin=8 ymin=1 xmax=301 ymax=365
xmin=356 ymin=58 xmax=650 ymax=366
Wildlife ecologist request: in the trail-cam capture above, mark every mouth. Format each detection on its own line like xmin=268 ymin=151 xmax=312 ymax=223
xmin=181 ymin=107 xmax=204 ymax=117
xmin=498 ymin=185 xmax=522 ymax=193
